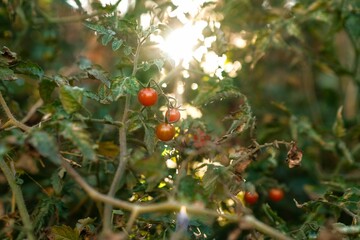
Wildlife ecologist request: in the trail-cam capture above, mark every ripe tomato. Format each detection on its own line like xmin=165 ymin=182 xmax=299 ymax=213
xmin=138 ymin=88 xmax=158 ymax=106
xmin=244 ymin=191 xmax=259 ymax=205
xmin=268 ymin=188 xmax=284 ymax=202
xmin=166 ymin=108 xmax=181 ymax=123
xmin=156 ymin=123 xmax=175 ymax=141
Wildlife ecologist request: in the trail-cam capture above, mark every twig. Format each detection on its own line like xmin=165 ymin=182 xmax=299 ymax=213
xmin=241 ymin=215 xmax=294 ymax=240
xmin=21 ymin=99 xmax=43 ymax=123
xmin=0 ymin=91 xmax=31 ymax=132
xmin=62 ymin=158 xmax=293 ymax=240
xmin=0 ymin=157 xmax=35 ymax=240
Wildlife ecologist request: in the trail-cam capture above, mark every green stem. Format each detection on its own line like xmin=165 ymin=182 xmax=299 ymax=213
xmin=0 ymin=157 xmax=35 ymax=240
xmin=102 ymin=36 xmax=143 ymax=233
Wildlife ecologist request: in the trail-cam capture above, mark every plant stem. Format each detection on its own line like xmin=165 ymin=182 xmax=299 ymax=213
xmin=102 ymin=36 xmax=143 ymax=233
xmin=0 ymin=157 xmax=35 ymax=240
xmin=0 ymin=91 xmax=31 ymax=132
xmin=62 ymin=159 xmax=293 ymax=240
xmin=242 ymin=215 xmax=294 ymax=240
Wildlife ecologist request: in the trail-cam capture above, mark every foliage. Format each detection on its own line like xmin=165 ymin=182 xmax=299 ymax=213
xmin=0 ymin=0 xmax=359 ymax=239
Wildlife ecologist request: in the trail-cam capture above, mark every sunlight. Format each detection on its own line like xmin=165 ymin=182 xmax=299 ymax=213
xmin=158 ymin=22 xmax=207 ymax=65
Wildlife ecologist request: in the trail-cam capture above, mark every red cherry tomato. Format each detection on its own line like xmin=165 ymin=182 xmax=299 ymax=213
xmin=244 ymin=191 xmax=259 ymax=205
xmin=138 ymin=88 xmax=158 ymax=106
xmin=156 ymin=123 xmax=175 ymax=141
xmin=268 ymin=188 xmax=284 ymax=202
xmin=166 ymin=108 xmax=181 ymax=123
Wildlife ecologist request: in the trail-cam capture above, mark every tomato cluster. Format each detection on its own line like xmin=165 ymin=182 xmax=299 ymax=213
xmin=243 ymin=188 xmax=285 ymax=205
xmin=138 ymin=87 xmax=181 ymax=142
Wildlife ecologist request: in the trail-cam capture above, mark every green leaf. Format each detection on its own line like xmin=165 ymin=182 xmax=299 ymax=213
xmin=51 ymin=168 xmax=65 ymax=195
xmin=13 ymin=60 xmax=44 ymax=79
xmin=29 ymin=131 xmax=61 ymax=165
xmin=61 ymin=122 xmax=97 ymax=163
xmin=51 ymin=225 xmax=80 ymax=240
xmin=154 ymin=59 xmax=164 ymax=72
xmin=39 ymin=79 xmax=56 ymax=103
xmin=84 ymin=22 xmax=108 ymax=35
xmin=78 ymin=57 xmax=92 ymax=70
xmin=123 ymin=45 xmax=132 ymax=56
xmin=112 ymin=38 xmax=123 ymax=51
xmin=59 ymin=85 xmax=84 ymax=114
xmin=87 ymin=68 xmax=110 ymax=88
xmin=0 ymin=67 xmax=17 ymax=80
xmin=144 ymin=125 xmax=155 ymax=154
xmin=111 ymin=76 xmax=140 ymax=100
xmin=101 ymin=33 xmax=113 ymax=46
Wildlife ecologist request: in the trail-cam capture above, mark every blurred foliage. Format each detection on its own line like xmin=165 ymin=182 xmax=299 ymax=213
xmin=0 ymin=0 xmax=359 ymax=239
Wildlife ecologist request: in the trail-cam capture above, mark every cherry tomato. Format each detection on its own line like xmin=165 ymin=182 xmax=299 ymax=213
xmin=156 ymin=123 xmax=175 ymax=141
xmin=166 ymin=108 xmax=181 ymax=123
xmin=268 ymin=188 xmax=284 ymax=202
xmin=244 ymin=191 xmax=259 ymax=205
xmin=138 ymin=88 xmax=158 ymax=106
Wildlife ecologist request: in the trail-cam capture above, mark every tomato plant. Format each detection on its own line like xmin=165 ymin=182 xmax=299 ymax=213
xmin=268 ymin=188 xmax=284 ymax=202
xmin=138 ymin=88 xmax=158 ymax=106
xmin=166 ymin=108 xmax=181 ymax=123
xmin=0 ymin=1 xmax=359 ymax=240
xmin=156 ymin=123 xmax=176 ymax=141
xmin=244 ymin=192 xmax=259 ymax=205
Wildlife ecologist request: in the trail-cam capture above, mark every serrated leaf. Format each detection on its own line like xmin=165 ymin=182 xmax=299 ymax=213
xmin=39 ymin=79 xmax=56 ymax=103
xmin=101 ymin=33 xmax=113 ymax=46
xmin=13 ymin=60 xmax=44 ymax=79
xmin=144 ymin=125 xmax=155 ymax=154
xmin=123 ymin=46 xmax=132 ymax=56
xmin=61 ymin=122 xmax=97 ymax=162
xmin=154 ymin=59 xmax=164 ymax=71
xmin=84 ymin=22 xmax=108 ymax=35
xmin=78 ymin=57 xmax=92 ymax=70
xmin=51 ymin=168 xmax=65 ymax=195
xmin=87 ymin=68 xmax=110 ymax=88
xmin=112 ymin=38 xmax=123 ymax=51
xmin=51 ymin=225 xmax=80 ymax=240
xmin=0 ymin=67 xmax=17 ymax=80
xmin=59 ymin=85 xmax=84 ymax=114
xmin=111 ymin=76 xmax=140 ymax=100
xmin=83 ymin=90 xmax=100 ymax=102
xmin=29 ymin=131 xmax=61 ymax=165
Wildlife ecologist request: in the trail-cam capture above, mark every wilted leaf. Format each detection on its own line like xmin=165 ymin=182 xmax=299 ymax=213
xmin=61 ymin=122 xmax=97 ymax=162
xmin=59 ymin=85 xmax=84 ymax=114
xmin=332 ymin=106 xmax=346 ymax=138
xmin=50 ymin=225 xmax=80 ymax=240
xmin=97 ymin=141 xmax=119 ymax=158
xmin=29 ymin=131 xmax=61 ymax=165
xmin=0 ymin=46 xmax=17 ymax=65
xmin=286 ymin=142 xmax=302 ymax=168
